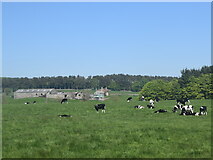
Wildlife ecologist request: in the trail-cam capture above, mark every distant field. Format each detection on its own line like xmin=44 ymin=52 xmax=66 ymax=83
xmin=2 ymin=94 xmax=211 ymax=158
xmin=109 ymin=90 xmax=139 ymax=96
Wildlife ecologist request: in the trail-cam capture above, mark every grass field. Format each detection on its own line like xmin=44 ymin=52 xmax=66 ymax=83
xmin=2 ymin=94 xmax=212 ymax=158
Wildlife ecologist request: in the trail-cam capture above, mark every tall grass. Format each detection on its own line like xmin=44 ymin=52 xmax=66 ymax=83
xmin=2 ymin=95 xmax=211 ymax=158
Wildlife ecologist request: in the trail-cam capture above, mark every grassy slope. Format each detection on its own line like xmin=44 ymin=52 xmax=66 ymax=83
xmin=2 ymin=95 xmax=212 ymax=158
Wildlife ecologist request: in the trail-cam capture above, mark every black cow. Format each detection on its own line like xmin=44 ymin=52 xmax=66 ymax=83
xmin=155 ymin=97 xmax=160 ymax=102
xmin=154 ymin=109 xmax=167 ymax=113
xmin=199 ymin=106 xmax=207 ymax=115
xmin=127 ymin=97 xmax=132 ymax=102
xmin=94 ymin=104 xmax=106 ymax=113
xmin=177 ymin=98 xmax=190 ymax=105
xmin=58 ymin=114 xmax=72 ymax=117
xmin=61 ymin=98 xmax=68 ymax=104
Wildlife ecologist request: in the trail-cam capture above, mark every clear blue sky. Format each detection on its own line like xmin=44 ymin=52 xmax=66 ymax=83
xmin=2 ymin=2 xmax=211 ymax=78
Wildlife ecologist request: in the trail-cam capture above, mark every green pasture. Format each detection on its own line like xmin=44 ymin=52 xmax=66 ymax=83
xmin=109 ymin=90 xmax=139 ymax=95
xmin=2 ymin=94 xmax=212 ymax=158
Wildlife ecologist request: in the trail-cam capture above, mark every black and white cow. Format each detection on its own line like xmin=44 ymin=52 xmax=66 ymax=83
xmin=24 ymin=102 xmax=30 ymax=104
xmin=140 ymin=96 xmax=145 ymax=101
xmin=189 ymin=112 xmax=200 ymax=116
xmin=179 ymin=112 xmax=200 ymax=116
xmin=127 ymin=97 xmax=132 ymax=102
xmin=134 ymin=105 xmax=145 ymax=109
xmin=199 ymin=106 xmax=207 ymax=115
xmin=33 ymin=101 xmax=36 ymax=104
xmin=149 ymin=99 xmax=155 ymax=106
xmin=172 ymin=104 xmax=183 ymax=112
xmin=61 ymin=98 xmax=68 ymax=104
xmin=180 ymin=105 xmax=194 ymax=115
xmin=177 ymin=98 xmax=190 ymax=105
xmin=94 ymin=104 xmax=106 ymax=113
xmin=58 ymin=114 xmax=72 ymax=117
xmin=147 ymin=104 xmax=155 ymax=109
xmin=154 ymin=109 xmax=167 ymax=113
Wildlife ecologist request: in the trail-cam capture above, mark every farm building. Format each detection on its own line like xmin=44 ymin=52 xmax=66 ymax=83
xmin=94 ymin=87 xmax=109 ymax=96
xmin=93 ymin=87 xmax=110 ymax=100
xmin=93 ymin=91 xmax=105 ymax=100
xmin=73 ymin=92 xmax=84 ymax=100
xmin=14 ymin=88 xmax=106 ymax=101
xmin=46 ymin=91 xmax=68 ymax=99
xmin=47 ymin=91 xmax=85 ymax=100
xmin=14 ymin=88 xmax=89 ymax=100
xmin=14 ymin=89 xmax=56 ymax=99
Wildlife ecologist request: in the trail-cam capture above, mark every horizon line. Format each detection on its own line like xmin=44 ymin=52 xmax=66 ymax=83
xmin=1 ymin=73 xmax=179 ymax=79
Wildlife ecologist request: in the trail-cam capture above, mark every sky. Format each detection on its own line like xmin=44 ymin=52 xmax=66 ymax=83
xmin=2 ymin=2 xmax=211 ymax=78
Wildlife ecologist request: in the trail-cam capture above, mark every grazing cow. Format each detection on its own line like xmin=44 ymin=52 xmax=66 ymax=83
xmin=199 ymin=106 xmax=207 ymax=115
xmin=33 ymin=101 xmax=36 ymax=104
xmin=154 ymin=109 xmax=167 ymax=113
xmin=177 ymin=98 xmax=190 ymax=105
xmin=24 ymin=102 xmax=30 ymax=104
xmin=127 ymin=97 xmax=132 ymax=102
xmin=172 ymin=104 xmax=183 ymax=112
xmin=180 ymin=105 xmax=194 ymax=115
xmin=147 ymin=104 xmax=155 ymax=109
xmin=58 ymin=114 xmax=72 ymax=117
xmin=134 ymin=105 xmax=145 ymax=109
xmin=94 ymin=104 xmax=106 ymax=113
xmin=61 ymin=98 xmax=68 ymax=104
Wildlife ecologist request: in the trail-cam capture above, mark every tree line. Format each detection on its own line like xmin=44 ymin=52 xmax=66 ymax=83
xmin=139 ymin=65 xmax=213 ymax=100
xmin=2 ymin=65 xmax=212 ymax=100
xmin=2 ymin=74 xmax=174 ymax=92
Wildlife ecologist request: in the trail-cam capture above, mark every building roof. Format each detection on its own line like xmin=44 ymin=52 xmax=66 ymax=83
xmin=97 ymin=87 xmax=109 ymax=93
xmin=15 ymin=89 xmax=55 ymax=93
xmin=94 ymin=90 xmax=105 ymax=94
